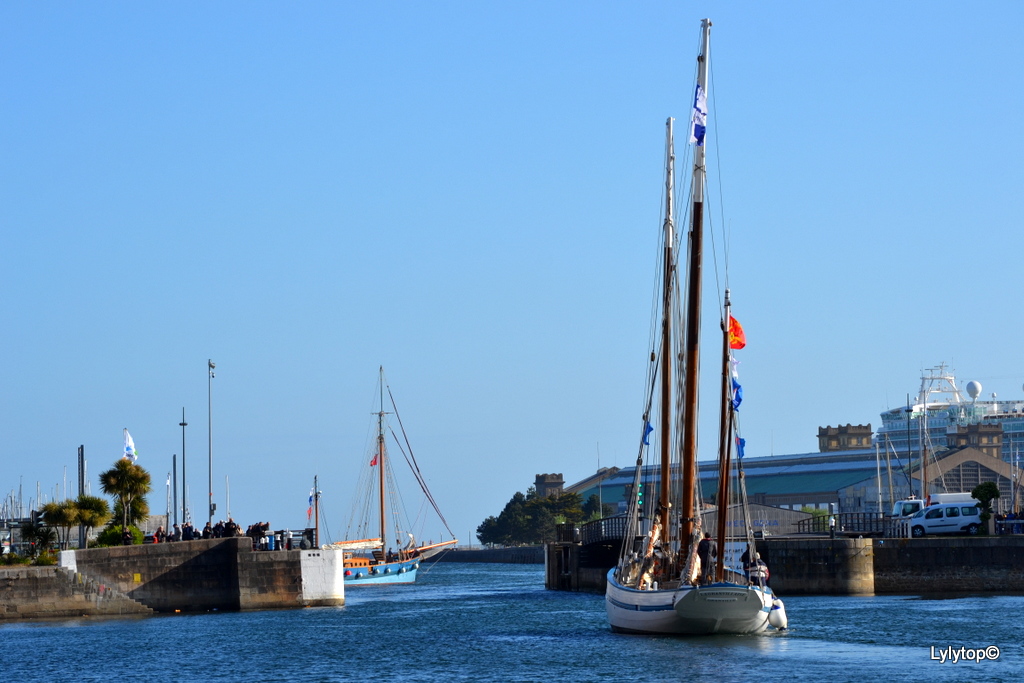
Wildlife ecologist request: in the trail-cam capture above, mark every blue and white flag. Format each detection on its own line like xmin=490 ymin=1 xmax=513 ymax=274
xmin=689 ymin=84 xmax=707 ymax=146
xmin=123 ymin=428 xmax=138 ymax=461
xmin=736 ymin=436 xmax=746 ymax=459
xmin=732 ymin=377 xmax=743 ymax=411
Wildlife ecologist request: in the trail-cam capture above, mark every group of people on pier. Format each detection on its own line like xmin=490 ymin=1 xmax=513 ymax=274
xmin=150 ymin=519 xmax=299 ymax=550
xmin=995 ymin=511 xmax=1024 ymax=535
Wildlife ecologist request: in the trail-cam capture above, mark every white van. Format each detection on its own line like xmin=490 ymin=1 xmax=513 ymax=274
xmin=909 ymin=504 xmax=982 ymax=537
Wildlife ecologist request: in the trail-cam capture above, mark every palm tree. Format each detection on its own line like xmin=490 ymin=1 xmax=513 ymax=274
xmin=40 ymin=500 xmax=80 ymax=550
xmin=18 ymin=521 xmax=56 ymax=558
xmin=76 ymin=495 xmax=111 ymax=544
xmin=113 ymin=497 xmax=150 ymax=529
xmin=99 ymin=459 xmax=152 ymax=537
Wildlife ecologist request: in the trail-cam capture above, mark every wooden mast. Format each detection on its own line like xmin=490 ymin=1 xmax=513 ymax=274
xmin=658 ymin=117 xmax=675 ymax=544
xmin=714 ymin=291 xmax=734 ymax=582
xmin=378 ymin=366 xmax=387 ymax=547
xmin=680 ymin=18 xmax=711 ymax=549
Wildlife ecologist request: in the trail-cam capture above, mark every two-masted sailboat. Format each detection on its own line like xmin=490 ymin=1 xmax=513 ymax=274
xmin=605 ymin=18 xmax=787 ymax=634
xmin=329 ymin=367 xmax=457 ymax=585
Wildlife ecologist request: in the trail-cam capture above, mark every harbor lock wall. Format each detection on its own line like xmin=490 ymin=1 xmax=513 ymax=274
xmin=0 ymin=566 xmax=154 ymax=620
xmin=547 ymin=535 xmax=1024 ymax=595
xmin=58 ymin=537 xmax=343 ymax=614
xmin=757 ymin=538 xmax=874 ymax=596
xmin=427 ymin=547 xmax=544 ymax=564
xmin=871 ymin=536 xmax=1024 ymax=593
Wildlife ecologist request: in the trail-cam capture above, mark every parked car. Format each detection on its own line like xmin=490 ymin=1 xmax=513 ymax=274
xmin=909 ymin=504 xmax=982 ymax=537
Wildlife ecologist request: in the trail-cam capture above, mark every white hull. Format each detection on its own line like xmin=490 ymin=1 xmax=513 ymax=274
xmin=605 ymin=569 xmax=774 ymax=635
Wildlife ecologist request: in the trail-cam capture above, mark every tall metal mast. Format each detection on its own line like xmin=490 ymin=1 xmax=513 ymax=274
xmin=680 ymin=18 xmax=711 ymax=548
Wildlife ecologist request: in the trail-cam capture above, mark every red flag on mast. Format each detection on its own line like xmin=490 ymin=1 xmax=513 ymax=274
xmin=728 ymin=316 xmax=746 ymax=349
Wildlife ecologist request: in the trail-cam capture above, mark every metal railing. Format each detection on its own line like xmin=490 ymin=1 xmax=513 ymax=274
xmin=795 ymin=512 xmax=888 ymax=536
xmin=578 ymin=516 xmax=628 ymax=546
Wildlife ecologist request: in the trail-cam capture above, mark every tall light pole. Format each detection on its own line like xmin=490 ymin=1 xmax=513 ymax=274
xmin=208 ymin=360 xmax=216 ymax=526
xmin=905 ymin=394 xmax=914 ymax=498
xmin=179 ymin=408 xmax=188 ymax=524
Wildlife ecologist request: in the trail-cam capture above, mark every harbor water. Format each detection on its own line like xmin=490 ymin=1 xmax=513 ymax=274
xmin=3 ymin=563 xmax=1021 ymax=682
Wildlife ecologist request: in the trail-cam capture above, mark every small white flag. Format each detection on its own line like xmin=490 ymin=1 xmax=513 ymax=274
xmin=124 ymin=428 xmax=138 ymax=461
xmin=689 ymin=84 xmax=707 ymax=146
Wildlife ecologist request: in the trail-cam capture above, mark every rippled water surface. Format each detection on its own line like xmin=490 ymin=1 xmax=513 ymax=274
xmin=4 ymin=563 xmax=1021 ymax=682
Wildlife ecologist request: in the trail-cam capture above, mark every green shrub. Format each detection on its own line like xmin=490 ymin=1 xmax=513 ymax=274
xmin=95 ymin=525 xmax=143 ymax=547
xmin=1 ymin=552 xmax=31 ymax=566
xmin=33 ymin=551 xmax=57 ymax=566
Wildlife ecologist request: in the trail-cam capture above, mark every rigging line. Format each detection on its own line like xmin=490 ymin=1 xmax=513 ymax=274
xmin=709 ymin=52 xmax=731 ymax=299
xmin=385 ymin=423 xmax=432 ymax=536
xmin=385 ymin=386 xmax=455 ymax=537
xmin=387 ymin=423 xmax=447 ymax=533
xmin=703 ymin=77 xmax=724 ymax=310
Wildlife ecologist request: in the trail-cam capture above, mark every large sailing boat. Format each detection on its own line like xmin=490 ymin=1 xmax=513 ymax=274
xmin=330 ymin=367 xmax=457 ymax=585
xmin=605 ymin=19 xmax=787 ymax=635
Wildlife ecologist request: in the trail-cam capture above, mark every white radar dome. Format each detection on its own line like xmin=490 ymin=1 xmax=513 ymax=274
xmin=966 ymin=381 xmax=982 ymax=400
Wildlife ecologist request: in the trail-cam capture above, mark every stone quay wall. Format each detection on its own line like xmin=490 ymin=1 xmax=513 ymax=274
xmin=0 ymin=566 xmax=153 ymax=620
xmin=758 ymin=538 xmax=875 ymax=596
xmin=872 ymin=536 xmax=1024 ymax=593
xmin=546 ymin=535 xmax=1024 ymax=596
xmin=64 ymin=537 xmax=312 ymax=613
xmin=428 ymin=547 xmax=544 ymax=564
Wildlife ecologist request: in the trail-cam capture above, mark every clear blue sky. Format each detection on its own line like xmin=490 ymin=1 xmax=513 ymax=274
xmin=3 ymin=2 xmax=1023 ymax=544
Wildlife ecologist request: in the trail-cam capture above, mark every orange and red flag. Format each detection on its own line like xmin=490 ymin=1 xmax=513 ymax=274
xmin=728 ymin=315 xmax=746 ymax=349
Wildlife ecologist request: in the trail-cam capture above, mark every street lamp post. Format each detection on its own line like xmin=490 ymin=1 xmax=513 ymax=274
xmin=208 ymin=360 xmax=216 ymax=526
xmin=172 ymin=454 xmax=178 ymax=526
xmin=180 ymin=408 xmax=187 ymax=524
xmin=905 ymin=394 xmax=914 ymax=498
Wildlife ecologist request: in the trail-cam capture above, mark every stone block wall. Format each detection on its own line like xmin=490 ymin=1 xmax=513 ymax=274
xmin=237 ymin=547 xmax=303 ymax=609
xmin=431 ymin=547 xmax=543 ymax=564
xmin=758 ymin=538 xmax=875 ymax=596
xmin=873 ymin=536 xmax=1024 ymax=593
xmin=0 ymin=566 xmax=152 ymax=620
xmin=65 ymin=537 xmax=318 ymax=613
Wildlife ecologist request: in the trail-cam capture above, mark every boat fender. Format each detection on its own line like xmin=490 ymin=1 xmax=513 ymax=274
xmin=768 ymin=598 xmax=788 ymax=630
xmin=397 ymin=568 xmax=405 ymax=574
xmin=412 ymin=563 xmax=419 ymax=570
xmin=384 ymin=567 xmax=391 ymax=574
xmin=354 ymin=572 xmax=363 ymax=579
xmin=370 ymin=568 xmax=377 ymax=574
xmin=344 ymin=570 xmax=352 ymax=577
